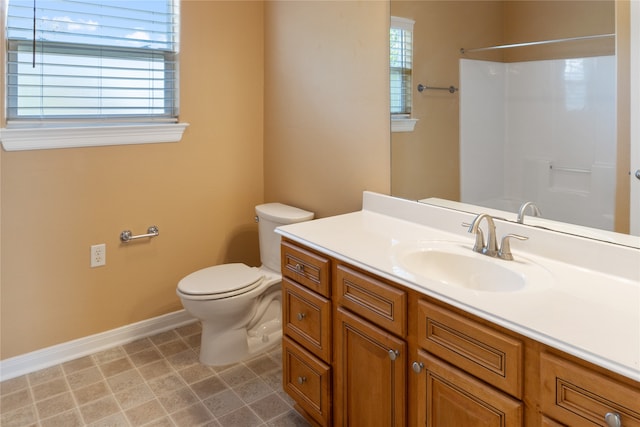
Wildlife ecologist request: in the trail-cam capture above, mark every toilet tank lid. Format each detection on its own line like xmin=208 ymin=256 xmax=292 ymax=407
xmin=256 ymin=203 xmax=314 ymax=224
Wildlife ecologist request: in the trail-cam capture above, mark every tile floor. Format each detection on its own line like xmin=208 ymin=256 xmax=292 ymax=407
xmin=0 ymin=323 xmax=311 ymax=427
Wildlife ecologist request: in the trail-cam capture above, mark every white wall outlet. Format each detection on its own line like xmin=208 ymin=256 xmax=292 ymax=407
xmin=91 ymin=244 xmax=106 ymax=268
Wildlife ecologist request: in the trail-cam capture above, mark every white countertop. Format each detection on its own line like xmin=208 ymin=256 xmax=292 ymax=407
xmin=277 ymin=192 xmax=640 ymax=382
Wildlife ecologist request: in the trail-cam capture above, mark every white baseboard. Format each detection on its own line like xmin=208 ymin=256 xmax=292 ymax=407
xmin=0 ymin=310 xmax=196 ymax=382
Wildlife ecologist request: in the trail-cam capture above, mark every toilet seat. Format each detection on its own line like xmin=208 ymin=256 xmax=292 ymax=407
xmin=177 ymin=263 xmax=264 ymax=300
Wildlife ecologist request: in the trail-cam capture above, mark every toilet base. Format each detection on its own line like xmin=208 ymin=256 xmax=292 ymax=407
xmin=198 ymin=292 xmax=283 ymax=366
xmin=199 ymin=323 xmax=282 ymax=366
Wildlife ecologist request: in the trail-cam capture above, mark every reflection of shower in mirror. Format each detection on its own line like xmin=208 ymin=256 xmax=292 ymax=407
xmin=460 ymin=56 xmax=616 ymax=231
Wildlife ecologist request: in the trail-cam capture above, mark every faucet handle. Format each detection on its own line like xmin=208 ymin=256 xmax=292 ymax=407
xmin=498 ymin=234 xmax=528 ymax=260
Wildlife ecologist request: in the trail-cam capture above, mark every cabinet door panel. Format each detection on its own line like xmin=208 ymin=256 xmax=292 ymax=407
xmin=416 ymin=350 xmax=523 ymax=427
xmin=334 ymin=307 xmax=406 ymax=427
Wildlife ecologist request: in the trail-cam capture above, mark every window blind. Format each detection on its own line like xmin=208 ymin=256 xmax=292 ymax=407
xmin=390 ymin=17 xmax=414 ymax=116
xmin=6 ymin=0 xmax=179 ymax=124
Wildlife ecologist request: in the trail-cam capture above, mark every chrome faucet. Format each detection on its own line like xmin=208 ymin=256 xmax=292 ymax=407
xmin=517 ymin=201 xmax=541 ymax=224
xmin=468 ymin=213 xmax=529 ymax=260
xmin=468 ymin=213 xmax=498 ymax=257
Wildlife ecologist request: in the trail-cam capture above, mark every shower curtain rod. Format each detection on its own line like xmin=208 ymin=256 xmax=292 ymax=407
xmin=460 ymin=33 xmax=614 ymax=54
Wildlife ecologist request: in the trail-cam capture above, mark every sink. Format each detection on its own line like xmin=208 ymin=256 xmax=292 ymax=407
xmin=391 ymin=241 xmax=553 ymax=293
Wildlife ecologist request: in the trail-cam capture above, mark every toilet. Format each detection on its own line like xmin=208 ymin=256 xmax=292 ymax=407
xmin=176 ymin=203 xmax=314 ymax=366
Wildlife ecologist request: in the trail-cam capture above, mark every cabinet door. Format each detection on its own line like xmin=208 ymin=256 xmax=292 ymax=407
xmin=415 ymin=350 xmax=523 ymax=427
xmin=334 ymin=307 xmax=406 ymax=427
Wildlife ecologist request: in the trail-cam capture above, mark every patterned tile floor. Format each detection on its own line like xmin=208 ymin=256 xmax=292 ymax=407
xmin=0 ymin=323 xmax=311 ymax=427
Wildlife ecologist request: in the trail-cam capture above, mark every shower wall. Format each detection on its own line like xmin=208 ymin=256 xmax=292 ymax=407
xmin=460 ymin=56 xmax=616 ymax=230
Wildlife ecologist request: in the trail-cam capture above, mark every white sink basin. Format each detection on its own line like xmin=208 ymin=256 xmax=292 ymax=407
xmin=391 ymin=241 xmax=553 ymax=293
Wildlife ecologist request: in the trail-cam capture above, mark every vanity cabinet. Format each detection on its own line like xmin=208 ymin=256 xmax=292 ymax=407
xmin=413 ymin=300 xmax=523 ymax=426
xmin=280 ymin=239 xmax=640 ymax=427
xmin=281 ymin=241 xmax=332 ymax=426
xmin=333 ymin=264 xmax=407 ymax=427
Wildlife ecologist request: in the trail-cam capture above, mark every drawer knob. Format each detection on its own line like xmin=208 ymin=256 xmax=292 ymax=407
xmin=388 ymin=349 xmax=400 ymax=361
xmin=295 ymin=263 xmax=305 ymax=273
xmin=297 ymin=376 xmax=307 ymax=385
xmin=296 ymin=312 xmax=306 ymax=321
xmin=412 ymin=361 xmax=424 ymax=374
xmin=605 ymin=412 xmax=622 ymax=427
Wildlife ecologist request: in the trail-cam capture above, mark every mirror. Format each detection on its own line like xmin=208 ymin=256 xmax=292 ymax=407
xmin=390 ymin=0 xmax=639 ymax=247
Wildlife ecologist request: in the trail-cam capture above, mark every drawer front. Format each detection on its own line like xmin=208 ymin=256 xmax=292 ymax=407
xmin=335 ymin=264 xmax=407 ymax=337
xmin=283 ymin=336 xmax=332 ymax=426
xmin=282 ymin=241 xmax=331 ymax=297
xmin=417 ymin=300 xmax=523 ymax=399
xmin=283 ymin=278 xmax=331 ymax=362
xmin=540 ymin=353 xmax=640 ymax=427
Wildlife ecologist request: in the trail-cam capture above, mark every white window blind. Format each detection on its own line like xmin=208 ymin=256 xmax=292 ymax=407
xmin=6 ymin=0 xmax=179 ymax=125
xmin=390 ymin=17 xmax=414 ymax=116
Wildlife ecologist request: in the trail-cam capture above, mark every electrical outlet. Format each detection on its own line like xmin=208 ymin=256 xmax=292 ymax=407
xmin=91 ymin=244 xmax=106 ymax=267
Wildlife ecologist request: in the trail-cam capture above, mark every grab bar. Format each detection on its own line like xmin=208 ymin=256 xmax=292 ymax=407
xmin=120 ymin=225 xmax=159 ymax=243
xmin=417 ymin=83 xmax=458 ymax=94
xmin=549 ymin=164 xmax=591 ymax=174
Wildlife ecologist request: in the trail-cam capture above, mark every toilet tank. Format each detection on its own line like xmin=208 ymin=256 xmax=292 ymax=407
xmin=255 ymin=203 xmax=314 ymax=272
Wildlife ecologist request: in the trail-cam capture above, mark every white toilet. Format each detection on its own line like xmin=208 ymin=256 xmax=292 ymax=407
xmin=176 ymin=203 xmax=314 ymax=366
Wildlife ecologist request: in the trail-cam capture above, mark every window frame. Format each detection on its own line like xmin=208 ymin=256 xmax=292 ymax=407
xmin=390 ymin=16 xmax=417 ymax=133
xmin=1 ymin=0 xmax=187 ymax=151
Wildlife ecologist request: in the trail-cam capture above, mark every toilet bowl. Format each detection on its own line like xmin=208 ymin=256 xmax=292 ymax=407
xmin=176 ymin=203 xmax=313 ymax=366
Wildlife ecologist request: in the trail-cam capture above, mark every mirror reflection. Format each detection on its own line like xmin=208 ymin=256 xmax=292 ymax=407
xmin=389 ymin=1 xmax=637 ymax=246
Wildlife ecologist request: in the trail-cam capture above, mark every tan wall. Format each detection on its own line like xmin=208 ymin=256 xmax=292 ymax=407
xmin=0 ymin=1 xmax=265 ymax=359
xmin=1 ymin=0 xmax=391 ymax=360
xmin=263 ymin=1 xmax=391 ymax=218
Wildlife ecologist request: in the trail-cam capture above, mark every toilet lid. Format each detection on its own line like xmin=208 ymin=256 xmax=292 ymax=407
xmin=177 ymin=263 xmax=264 ymax=296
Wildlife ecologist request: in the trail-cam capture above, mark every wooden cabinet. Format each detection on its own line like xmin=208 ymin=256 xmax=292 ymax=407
xmin=415 ymin=350 xmax=522 ymax=427
xmin=281 ymin=241 xmax=332 ymax=426
xmin=333 ymin=263 xmax=408 ymax=427
xmin=417 ymin=300 xmax=523 ymax=399
xmin=540 ymin=352 xmax=640 ymax=426
xmin=280 ymin=240 xmax=640 ymax=427
xmin=334 ymin=306 xmax=406 ymax=427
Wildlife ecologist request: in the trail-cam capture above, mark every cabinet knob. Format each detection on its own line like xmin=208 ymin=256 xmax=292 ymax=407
xmin=605 ymin=412 xmax=622 ymax=427
xmin=297 ymin=376 xmax=307 ymax=385
xmin=412 ymin=361 xmax=424 ymax=374
xmin=296 ymin=312 xmax=306 ymax=321
xmin=388 ymin=349 xmax=399 ymax=361
xmin=295 ymin=263 xmax=304 ymax=273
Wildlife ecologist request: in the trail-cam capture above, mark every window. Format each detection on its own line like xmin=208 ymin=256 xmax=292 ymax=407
xmin=390 ymin=17 xmax=417 ymax=132
xmin=1 ymin=0 xmax=187 ymax=150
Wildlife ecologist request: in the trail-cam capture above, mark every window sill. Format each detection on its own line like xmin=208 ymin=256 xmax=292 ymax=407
xmin=0 ymin=123 xmax=189 ymax=151
xmin=391 ymin=118 xmax=418 ymax=133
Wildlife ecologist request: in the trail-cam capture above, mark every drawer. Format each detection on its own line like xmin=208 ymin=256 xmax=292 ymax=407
xmin=417 ymin=300 xmax=523 ymax=399
xmin=282 ymin=241 xmax=331 ymax=297
xmin=283 ymin=278 xmax=332 ymax=362
xmin=335 ymin=263 xmax=407 ymax=337
xmin=540 ymin=352 xmax=640 ymax=427
xmin=283 ymin=336 xmax=332 ymax=426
